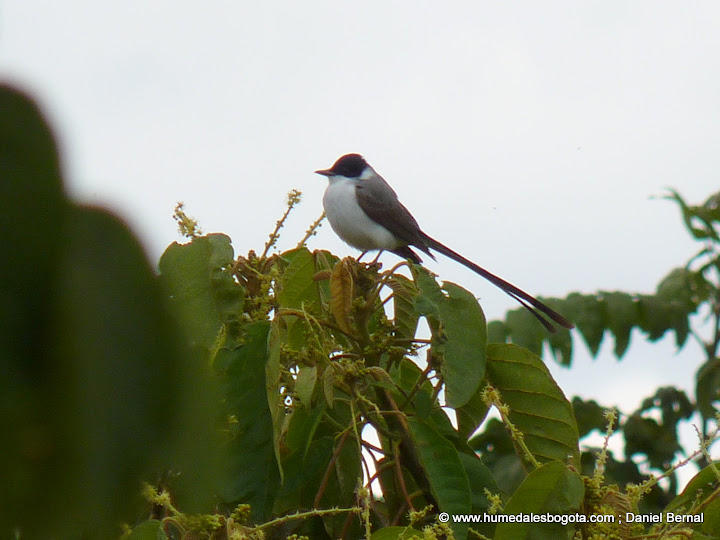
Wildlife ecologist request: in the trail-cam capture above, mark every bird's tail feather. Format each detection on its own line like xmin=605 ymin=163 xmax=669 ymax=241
xmin=422 ymin=235 xmax=573 ymax=333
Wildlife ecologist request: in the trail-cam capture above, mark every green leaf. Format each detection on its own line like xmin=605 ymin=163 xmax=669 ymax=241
xmin=386 ymin=274 xmax=420 ymax=344
xmin=414 ymin=269 xmax=486 ymax=408
xmin=564 ymin=293 xmax=605 ymax=357
xmin=58 ymin=206 xmax=218 ymax=532
xmin=494 ymin=461 xmax=584 ymax=540
xmin=388 ymin=358 xmax=456 ymax=440
xmin=459 ymin=451 xmax=500 ymax=515
xmin=505 ymin=308 xmax=545 ymax=357
xmin=664 ymin=461 xmax=720 ymax=535
xmin=637 ymin=294 xmax=690 ymax=346
xmin=456 ymin=385 xmax=490 ymax=442
xmin=438 ymin=282 xmax=487 ymax=408
xmin=125 ymin=520 xmax=167 ymax=540
xmin=217 ymin=321 xmax=280 ymax=522
xmin=296 ymin=365 xmax=318 ymax=407
xmin=277 ymin=247 xmax=321 ymax=310
xmin=487 ymin=320 xmax=509 ymax=344
xmin=320 ymin=434 xmax=364 ymax=538
xmin=600 ymin=291 xmax=638 ymax=358
xmin=0 ymin=84 xmax=66 ymax=369
xmin=547 ymin=322 xmax=573 ymax=367
xmin=407 ymin=417 xmax=472 ymax=540
xmin=665 ymin=461 xmax=720 ymax=514
xmin=468 ymin=418 xmax=526 ymax=495
xmin=0 ymin=84 xmax=67 ymax=534
xmin=159 ymin=234 xmax=243 ymax=352
xmin=485 ymin=344 xmax=580 ymax=465
xmin=571 ymin=397 xmax=609 ymax=438
xmin=696 ymin=358 xmax=720 ymax=421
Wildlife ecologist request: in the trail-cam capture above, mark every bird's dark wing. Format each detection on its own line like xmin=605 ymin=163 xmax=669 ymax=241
xmin=354 ymin=176 xmax=433 ymax=257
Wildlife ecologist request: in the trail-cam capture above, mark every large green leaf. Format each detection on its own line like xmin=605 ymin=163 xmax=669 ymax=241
xmin=1 ymin=85 xmax=216 ymax=536
xmin=159 ymin=234 xmax=242 ymax=353
xmin=0 ymin=84 xmax=67 ymax=535
xmin=414 ymin=270 xmax=486 ymax=408
xmin=485 ymin=344 xmax=579 ymax=465
xmin=407 ymin=417 xmax=472 ymax=540
xmin=495 ymin=461 xmax=584 ymax=540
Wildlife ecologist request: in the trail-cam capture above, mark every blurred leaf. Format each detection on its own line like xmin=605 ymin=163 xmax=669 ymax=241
xmin=505 ymin=308 xmax=544 ymax=357
xmin=546 ymin=321 xmax=573 ymax=367
xmin=1 ymin=85 xmax=216 ymax=536
xmin=57 ymin=206 xmax=215 ymax=534
xmin=563 ymin=293 xmax=605 ymax=357
xmin=696 ymin=358 xmax=720 ymax=421
xmin=623 ymin=414 xmax=680 ymax=470
xmin=637 ymin=295 xmax=676 ymax=342
xmin=0 ymin=83 xmax=65 ymax=369
xmin=600 ymin=291 xmax=638 ymax=358
xmin=487 ymin=320 xmax=509 ymax=344
xmin=485 ymin=344 xmax=580 ymax=465
xmin=0 ymin=83 xmax=67 ymax=534
xmin=665 ymin=188 xmax=720 ymax=241
xmin=656 ymin=268 xmax=700 ymax=310
xmin=495 ymin=461 xmax=584 ymax=540
xmin=571 ymin=397 xmax=609 ymax=439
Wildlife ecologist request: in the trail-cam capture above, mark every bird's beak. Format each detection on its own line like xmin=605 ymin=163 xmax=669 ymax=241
xmin=315 ymin=169 xmax=333 ymax=177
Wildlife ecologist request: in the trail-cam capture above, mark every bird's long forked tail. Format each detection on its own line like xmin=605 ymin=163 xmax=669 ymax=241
xmin=422 ymin=235 xmax=574 ymax=333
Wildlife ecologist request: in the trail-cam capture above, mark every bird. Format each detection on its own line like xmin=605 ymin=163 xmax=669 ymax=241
xmin=315 ymin=153 xmax=573 ymax=333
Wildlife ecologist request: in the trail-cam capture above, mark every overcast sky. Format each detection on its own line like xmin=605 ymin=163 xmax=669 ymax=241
xmin=3 ymin=2 xmax=719 ymax=474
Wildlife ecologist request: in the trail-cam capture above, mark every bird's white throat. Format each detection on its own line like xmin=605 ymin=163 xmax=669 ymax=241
xmin=322 ymin=175 xmax=400 ymax=252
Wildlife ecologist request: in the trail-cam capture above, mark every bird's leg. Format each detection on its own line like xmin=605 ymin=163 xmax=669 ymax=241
xmin=370 ymin=250 xmax=384 ymax=265
xmin=357 ymin=250 xmax=368 ymax=262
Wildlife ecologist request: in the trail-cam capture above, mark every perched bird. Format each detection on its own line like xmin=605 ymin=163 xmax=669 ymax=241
xmin=316 ymin=153 xmax=573 ymax=333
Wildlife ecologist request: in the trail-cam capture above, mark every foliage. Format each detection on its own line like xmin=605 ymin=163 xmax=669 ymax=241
xmin=3 ymin=83 xmax=720 ymax=539
xmin=133 ymin=185 xmax=719 ymax=539
xmin=0 ymin=85 xmax=219 ymax=537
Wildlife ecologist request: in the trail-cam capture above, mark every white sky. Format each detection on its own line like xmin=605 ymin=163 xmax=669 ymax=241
xmin=3 ymin=2 xmax=719 ymax=478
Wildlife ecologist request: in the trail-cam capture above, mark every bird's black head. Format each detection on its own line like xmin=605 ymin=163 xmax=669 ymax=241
xmin=316 ymin=153 xmax=368 ymax=178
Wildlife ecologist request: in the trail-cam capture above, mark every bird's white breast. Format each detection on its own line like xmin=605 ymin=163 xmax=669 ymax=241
xmin=322 ymin=176 xmax=400 ymax=251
